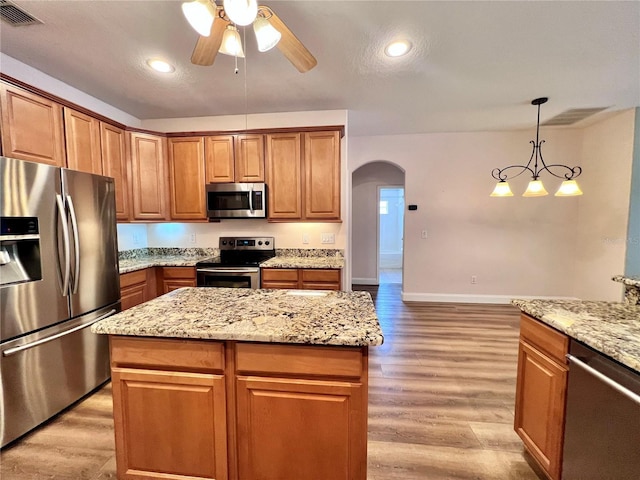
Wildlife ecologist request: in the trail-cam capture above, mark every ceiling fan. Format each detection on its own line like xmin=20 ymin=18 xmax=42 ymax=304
xmin=182 ymin=0 xmax=317 ymax=73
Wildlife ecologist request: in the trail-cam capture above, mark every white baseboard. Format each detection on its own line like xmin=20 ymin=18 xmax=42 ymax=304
xmin=352 ymin=277 xmax=379 ymax=285
xmin=401 ymin=292 xmax=579 ymax=304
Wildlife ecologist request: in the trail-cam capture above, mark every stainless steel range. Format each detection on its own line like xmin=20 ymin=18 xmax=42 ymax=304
xmin=196 ymin=236 xmax=275 ymax=289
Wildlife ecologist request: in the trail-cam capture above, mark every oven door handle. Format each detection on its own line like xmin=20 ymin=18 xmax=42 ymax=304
xmin=198 ymin=268 xmax=260 ymax=274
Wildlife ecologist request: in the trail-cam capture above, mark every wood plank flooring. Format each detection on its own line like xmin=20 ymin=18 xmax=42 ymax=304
xmin=1 ymin=284 xmax=542 ymax=480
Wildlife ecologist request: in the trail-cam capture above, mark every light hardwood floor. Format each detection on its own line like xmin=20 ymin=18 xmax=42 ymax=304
xmin=1 ymin=284 xmax=542 ymax=480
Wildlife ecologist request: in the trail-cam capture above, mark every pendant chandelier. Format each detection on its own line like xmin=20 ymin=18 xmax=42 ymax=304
xmin=490 ymin=97 xmax=583 ymax=197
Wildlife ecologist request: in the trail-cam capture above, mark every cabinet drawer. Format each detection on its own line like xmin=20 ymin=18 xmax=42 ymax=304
xmin=120 ymin=269 xmax=147 ymax=288
xmin=302 ymin=269 xmax=340 ymax=283
xmin=520 ymin=314 xmax=569 ymax=364
xmin=161 ymin=267 xmax=196 ymax=279
xmin=235 ymin=343 xmax=363 ymax=379
xmin=261 ymin=268 xmax=299 ymax=282
xmin=110 ymin=336 xmax=224 ymax=373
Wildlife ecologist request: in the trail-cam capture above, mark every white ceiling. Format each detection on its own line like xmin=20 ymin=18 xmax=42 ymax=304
xmin=1 ymin=0 xmax=638 ymax=136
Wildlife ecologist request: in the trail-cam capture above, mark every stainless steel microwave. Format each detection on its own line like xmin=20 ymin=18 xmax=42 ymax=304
xmin=206 ymin=183 xmax=267 ymax=219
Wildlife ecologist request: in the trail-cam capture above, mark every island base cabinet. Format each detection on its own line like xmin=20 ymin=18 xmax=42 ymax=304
xmin=514 ymin=314 xmax=569 ymax=480
xmin=236 ymin=376 xmax=366 ymax=480
xmin=111 ymin=368 xmax=228 ymax=480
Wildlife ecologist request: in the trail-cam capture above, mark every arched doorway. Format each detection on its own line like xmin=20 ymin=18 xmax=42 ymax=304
xmin=352 ymin=161 xmax=406 ymax=286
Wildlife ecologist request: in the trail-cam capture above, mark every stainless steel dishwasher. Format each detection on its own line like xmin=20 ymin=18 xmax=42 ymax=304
xmin=562 ymin=340 xmax=640 ymax=479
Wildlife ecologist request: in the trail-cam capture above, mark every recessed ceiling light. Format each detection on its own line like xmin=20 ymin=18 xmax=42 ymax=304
xmin=384 ymin=40 xmax=412 ymax=57
xmin=146 ymin=58 xmax=175 ymax=73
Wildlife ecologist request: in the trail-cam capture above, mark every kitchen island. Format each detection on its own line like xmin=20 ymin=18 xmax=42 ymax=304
xmin=92 ymin=287 xmax=383 ymax=480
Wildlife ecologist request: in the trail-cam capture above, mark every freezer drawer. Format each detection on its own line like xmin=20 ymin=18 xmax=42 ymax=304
xmin=0 ymin=305 xmax=117 ymax=448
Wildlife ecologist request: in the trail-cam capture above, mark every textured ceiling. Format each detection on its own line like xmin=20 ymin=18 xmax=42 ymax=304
xmin=0 ymin=0 xmax=638 ymax=136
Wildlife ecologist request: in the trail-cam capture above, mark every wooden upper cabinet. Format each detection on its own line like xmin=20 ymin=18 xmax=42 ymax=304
xmin=0 ymin=83 xmax=66 ymax=166
xmin=129 ymin=132 xmax=168 ymax=221
xmin=63 ymin=108 xmax=102 ymax=174
xmin=100 ymin=123 xmax=130 ymax=221
xmin=235 ymin=134 xmax=264 ymax=182
xmin=304 ymin=131 xmax=341 ymax=220
xmin=168 ymin=137 xmax=206 ymax=220
xmin=205 ymin=135 xmax=235 ymax=183
xmin=266 ymin=133 xmax=302 ymax=219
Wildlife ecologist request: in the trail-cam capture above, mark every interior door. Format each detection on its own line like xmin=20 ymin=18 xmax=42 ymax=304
xmin=62 ymin=168 xmax=120 ymax=318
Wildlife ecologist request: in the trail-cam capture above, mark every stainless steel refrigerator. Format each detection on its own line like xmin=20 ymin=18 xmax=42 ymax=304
xmin=0 ymin=156 xmax=120 ymax=448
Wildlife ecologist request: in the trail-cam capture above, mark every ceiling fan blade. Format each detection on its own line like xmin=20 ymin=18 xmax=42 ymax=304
xmin=191 ymin=8 xmax=229 ymax=66
xmin=264 ymin=7 xmax=317 ymax=73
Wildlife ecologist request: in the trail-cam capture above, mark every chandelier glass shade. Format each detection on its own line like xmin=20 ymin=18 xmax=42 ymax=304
xmin=182 ymin=0 xmax=216 ymax=37
xmin=490 ymin=97 xmax=583 ymax=197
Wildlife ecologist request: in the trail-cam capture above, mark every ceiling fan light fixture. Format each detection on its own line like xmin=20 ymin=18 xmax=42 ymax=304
xmin=219 ymin=24 xmax=245 ymax=57
xmin=253 ymin=16 xmax=281 ymax=52
xmin=146 ymin=58 xmax=175 ymax=73
xmin=182 ymin=0 xmax=216 ymax=37
xmin=385 ymin=40 xmax=412 ymax=57
xmin=223 ymin=0 xmax=258 ymax=26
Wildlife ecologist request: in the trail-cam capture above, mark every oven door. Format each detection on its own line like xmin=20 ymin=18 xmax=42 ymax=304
xmin=197 ymin=267 xmax=260 ymax=289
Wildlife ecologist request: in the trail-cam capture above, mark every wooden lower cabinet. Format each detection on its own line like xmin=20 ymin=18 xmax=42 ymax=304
xmin=108 ymin=337 xmax=368 ymax=480
xmin=514 ymin=314 xmax=569 ymax=480
xmin=236 ymin=376 xmax=364 ymax=480
xmin=120 ymin=269 xmax=156 ymax=311
xmin=158 ymin=267 xmax=197 ymax=294
xmin=261 ymin=268 xmax=341 ymax=290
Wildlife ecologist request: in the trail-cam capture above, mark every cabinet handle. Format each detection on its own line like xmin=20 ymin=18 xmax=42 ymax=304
xmin=566 ymin=354 xmax=640 ymax=406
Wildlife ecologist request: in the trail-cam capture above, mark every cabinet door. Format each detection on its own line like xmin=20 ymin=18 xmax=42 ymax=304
xmin=266 ymin=133 xmax=302 ymax=219
xmin=514 ymin=340 xmax=567 ymax=480
xmin=160 ymin=267 xmax=197 ymax=294
xmin=236 ymin=376 xmax=366 ymax=480
xmin=168 ymin=137 xmax=206 ymax=220
xmin=100 ymin=123 xmax=130 ymax=221
xmin=0 ymin=83 xmax=66 ymax=166
xmin=234 ymin=134 xmax=264 ymax=182
xmin=112 ymin=368 xmax=228 ymax=480
xmin=261 ymin=268 xmax=300 ymax=289
xmin=205 ymin=135 xmax=235 ymax=183
xmin=63 ymin=107 xmax=102 ymax=174
xmin=129 ymin=132 xmax=168 ymax=220
xmin=304 ymin=131 xmax=340 ymax=220
xmin=120 ymin=270 xmax=147 ymax=311
xmin=301 ymin=269 xmax=341 ymax=290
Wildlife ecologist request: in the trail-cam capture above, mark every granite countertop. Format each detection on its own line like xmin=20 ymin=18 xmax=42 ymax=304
xmin=612 ymin=275 xmax=640 ymax=287
xmin=260 ymin=256 xmax=345 ymax=269
xmin=93 ymin=287 xmax=383 ymax=347
xmin=119 ymin=255 xmax=213 ymax=274
xmin=512 ymin=299 xmax=640 ymax=373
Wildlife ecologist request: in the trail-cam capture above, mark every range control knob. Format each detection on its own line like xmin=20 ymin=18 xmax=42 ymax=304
xmin=265 ymin=240 xmax=270 ymax=246
xmin=258 ymin=241 xmax=263 ymax=245
xmin=221 ymin=240 xmax=227 ymax=246
xmin=228 ymin=240 xmax=234 ymax=247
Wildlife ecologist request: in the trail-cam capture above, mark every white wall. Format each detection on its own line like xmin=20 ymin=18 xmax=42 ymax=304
xmin=116 ymin=224 xmax=148 ymax=251
xmin=574 ymin=109 xmax=635 ymax=301
xmin=352 ymin=162 xmax=405 ymax=283
xmin=0 ymin=54 xmax=140 ymax=127
xmin=145 ymin=221 xmax=345 ymax=250
xmin=349 ymin=129 xmax=584 ymax=302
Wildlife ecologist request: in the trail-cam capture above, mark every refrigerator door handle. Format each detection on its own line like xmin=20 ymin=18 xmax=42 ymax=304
xmin=66 ymin=194 xmax=81 ymax=294
xmin=2 ymin=309 xmax=117 ymax=357
xmin=56 ymin=194 xmax=71 ymax=295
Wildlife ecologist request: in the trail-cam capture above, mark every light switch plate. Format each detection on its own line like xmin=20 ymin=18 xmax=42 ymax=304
xmin=302 ymin=233 xmax=310 ymax=244
xmin=321 ymin=233 xmax=336 ymax=244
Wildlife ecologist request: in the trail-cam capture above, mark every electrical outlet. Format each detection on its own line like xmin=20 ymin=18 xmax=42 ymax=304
xmin=321 ymin=233 xmax=335 ymax=244
xmin=421 ymin=230 xmax=428 ymax=239
xmin=302 ymin=233 xmax=310 ymax=244
xmin=132 ymin=233 xmax=139 ymax=245
xmin=189 ymin=233 xmax=197 ymax=244
xmin=471 ymin=275 xmax=477 ymax=284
